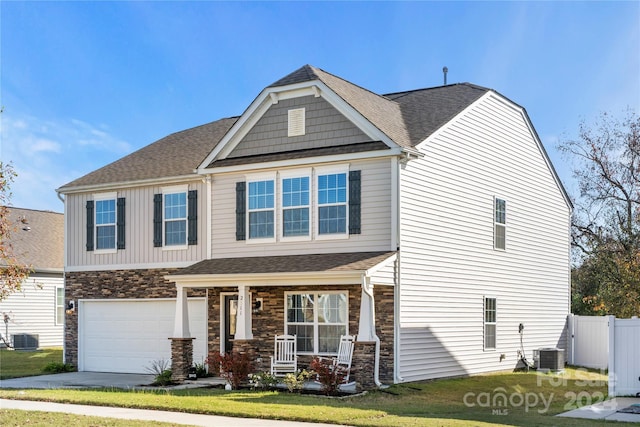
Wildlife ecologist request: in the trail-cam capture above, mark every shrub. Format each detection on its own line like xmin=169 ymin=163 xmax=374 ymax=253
xmin=249 ymin=371 xmax=279 ymax=390
xmin=310 ymin=357 xmax=347 ymax=395
xmin=282 ymin=369 xmax=311 ymax=393
xmin=194 ymin=361 xmax=209 ymax=378
xmin=42 ymin=362 xmax=75 ymax=374
xmin=207 ymin=352 xmax=252 ymax=390
xmin=145 ymin=359 xmax=174 ymax=386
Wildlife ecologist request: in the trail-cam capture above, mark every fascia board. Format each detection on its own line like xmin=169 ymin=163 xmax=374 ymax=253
xmin=57 ymin=174 xmax=201 ymax=195
xmin=364 ymin=252 xmax=398 ymax=278
xmin=415 ymin=91 xmax=493 ymax=152
xmin=167 ymin=270 xmax=363 ymax=287
xmin=200 ymin=148 xmax=403 ymax=176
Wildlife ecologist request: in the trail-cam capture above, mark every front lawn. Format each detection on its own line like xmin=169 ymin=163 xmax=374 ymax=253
xmin=0 ymin=367 xmax=619 ymax=426
xmin=0 ymin=348 xmax=64 ymax=379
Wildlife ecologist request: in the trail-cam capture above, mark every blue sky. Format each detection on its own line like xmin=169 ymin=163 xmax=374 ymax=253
xmin=1 ymin=1 xmax=638 ymax=212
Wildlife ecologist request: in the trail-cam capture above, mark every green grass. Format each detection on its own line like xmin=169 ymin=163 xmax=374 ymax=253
xmin=0 ymin=367 xmax=627 ymax=426
xmin=0 ymin=348 xmax=64 ymax=379
xmin=0 ymin=410 xmax=182 ymax=427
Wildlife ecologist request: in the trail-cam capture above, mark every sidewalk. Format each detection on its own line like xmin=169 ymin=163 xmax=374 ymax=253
xmin=556 ymin=397 xmax=640 ymax=424
xmin=0 ymin=398 xmax=346 ymax=427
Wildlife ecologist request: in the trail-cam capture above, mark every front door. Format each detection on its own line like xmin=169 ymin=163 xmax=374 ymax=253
xmin=224 ymin=295 xmax=238 ymax=353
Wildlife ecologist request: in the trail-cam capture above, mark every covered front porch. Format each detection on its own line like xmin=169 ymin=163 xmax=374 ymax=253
xmin=166 ymin=251 xmax=397 ymax=390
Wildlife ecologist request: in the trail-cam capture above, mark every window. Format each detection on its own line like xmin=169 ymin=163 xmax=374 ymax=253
xmin=153 ymin=188 xmax=197 ymax=248
xmin=318 ymin=172 xmax=347 ymax=235
xmin=286 ymin=292 xmax=348 ymax=354
xmin=55 ymin=287 xmax=64 ymax=325
xmin=494 ymin=198 xmax=506 ymax=250
xmin=87 ymin=192 xmax=123 ymax=252
xmin=248 ymin=180 xmax=275 ymax=239
xmin=484 ymin=297 xmax=497 ymax=350
xmin=95 ymin=198 xmax=116 ymax=250
xmin=164 ymin=191 xmax=187 ymax=246
xmin=282 ymin=176 xmax=310 ymax=238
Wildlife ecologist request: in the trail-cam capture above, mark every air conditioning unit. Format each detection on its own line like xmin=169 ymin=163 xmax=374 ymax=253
xmin=536 ymin=347 xmax=564 ymax=371
xmin=12 ymin=333 xmax=39 ymax=350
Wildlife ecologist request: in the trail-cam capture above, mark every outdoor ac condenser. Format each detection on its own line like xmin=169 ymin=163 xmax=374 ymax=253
xmin=536 ymin=348 xmax=565 ymax=371
xmin=12 ymin=333 xmax=39 ymax=350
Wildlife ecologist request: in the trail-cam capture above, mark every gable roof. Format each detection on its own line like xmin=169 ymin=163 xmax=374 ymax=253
xmin=57 ymin=65 xmax=490 ymax=191
xmin=1 ymin=207 xmax=64 ymax=273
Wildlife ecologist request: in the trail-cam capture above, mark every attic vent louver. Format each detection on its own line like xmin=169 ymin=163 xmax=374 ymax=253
xmin=288 ymin=108 xmax=305 ymax=137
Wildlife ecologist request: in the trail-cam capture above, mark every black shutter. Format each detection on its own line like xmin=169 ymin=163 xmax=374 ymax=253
xmin=236 ymin=182 xmax=246 ymax=241
xmin=349 ymin=170 xmax=361 ymax=235
xmin=86 ymin=200 xmax=94 ymax=251
xmin=187 ymin=190 xmax=197 ymax=245
xmin=117 ymin=197 xmax=126 ymax=249
xmin=153 ymin=193 xmax=163 ymax=247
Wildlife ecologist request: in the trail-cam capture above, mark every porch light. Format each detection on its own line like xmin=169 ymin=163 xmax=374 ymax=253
xmin=66 ymin=300 xmax=75 ymax=314
xmin=253 ymin=298 xmax=263 ymax=314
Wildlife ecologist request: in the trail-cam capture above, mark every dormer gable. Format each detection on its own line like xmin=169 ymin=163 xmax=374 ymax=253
xmin=197 ymin=65 xmax=403 ymax=172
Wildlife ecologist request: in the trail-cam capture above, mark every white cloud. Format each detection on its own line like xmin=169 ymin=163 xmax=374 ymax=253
xmin=1 ymin=113 xmax=133 ymax=211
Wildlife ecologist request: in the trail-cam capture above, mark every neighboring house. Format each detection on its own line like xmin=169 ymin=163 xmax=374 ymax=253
xmin=0 ymin=207 xmax=64 ymax=348
xmin=57 ymin=65 xmax=571 ymax=386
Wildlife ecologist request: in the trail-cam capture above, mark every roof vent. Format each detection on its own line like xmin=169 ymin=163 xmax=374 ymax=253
xmin=443 ymin=66 xmax=448 ymax=85
xmin=288 ymin=108 xmax=305 ymax=137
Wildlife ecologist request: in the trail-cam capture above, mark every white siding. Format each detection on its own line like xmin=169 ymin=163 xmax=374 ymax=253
xmin=0 ymin=274 xmax=64 ymax=347
xmin=210 ymin=158 xmax=393 ymax=258
xmin=398 ymin=93 xmax=571 ymax=382
xmin=65 ymin=180 xmax=207 ymax=270
xmin=371 ymin=259 xmax=397 ymax=287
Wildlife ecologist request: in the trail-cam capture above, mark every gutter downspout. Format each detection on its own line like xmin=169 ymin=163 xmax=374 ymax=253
xmin=360 ymin=275 xmax=384 ymax=388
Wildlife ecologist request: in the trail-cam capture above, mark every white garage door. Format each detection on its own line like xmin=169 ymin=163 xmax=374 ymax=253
xmin=79 ymin=298 xmax=207 ymax=374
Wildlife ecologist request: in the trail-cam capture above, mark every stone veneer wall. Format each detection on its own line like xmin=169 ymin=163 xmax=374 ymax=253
xmin=64 ymin=268 xmax=204 ymax=369
xmin=207 ymin=284 xmax=395 ymax=389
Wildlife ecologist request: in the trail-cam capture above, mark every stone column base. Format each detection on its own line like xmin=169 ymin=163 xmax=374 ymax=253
xmin=352 ymin=340 xmax=377 ymax=390
xmin=170 ymin=337 xmax=195 ymax=382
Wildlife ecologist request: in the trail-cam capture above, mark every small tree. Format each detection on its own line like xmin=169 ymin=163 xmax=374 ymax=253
xmin=559 ymin=110 xmax=640 ymax=316
xmin=0 ymin=161 xmax=31 ymax=301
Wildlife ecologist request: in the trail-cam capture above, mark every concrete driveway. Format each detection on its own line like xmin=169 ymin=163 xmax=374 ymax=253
xmin=0 ymin=372 xmax=224 ymax=390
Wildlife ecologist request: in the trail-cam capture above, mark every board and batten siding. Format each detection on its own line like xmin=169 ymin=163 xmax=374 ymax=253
xmin=0 ymin=274 xmax=64 ymax=347
xmin=398 ymin=93 xmax=571 ymax=382
xmin=65 ymin=180 xmax=207 ymax=270
xmin=210 ymin=158 xmax=394 ymax=258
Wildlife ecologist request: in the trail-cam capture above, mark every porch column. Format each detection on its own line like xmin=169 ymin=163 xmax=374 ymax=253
xmin=358 ymin=277 xmax=376 ymax=341
xmin=173 ymin=285 xmax=191 ymax=338
xmin=234 ymin=284 xmax=253 ymax=340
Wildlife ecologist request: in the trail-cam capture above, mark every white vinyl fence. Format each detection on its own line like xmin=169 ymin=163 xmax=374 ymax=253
xmin=608 ymin=316 xmax=640 ymax=397
xmin=567 ymin=314 xmax=609 ymax=369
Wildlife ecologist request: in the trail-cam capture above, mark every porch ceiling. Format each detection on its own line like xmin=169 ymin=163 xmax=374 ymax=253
xmin=167 ymin=251 xmax=396 ymax=287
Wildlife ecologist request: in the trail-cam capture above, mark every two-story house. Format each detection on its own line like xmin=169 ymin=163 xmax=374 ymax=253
xmin=57 ymin=65 xmax=571 ymax=387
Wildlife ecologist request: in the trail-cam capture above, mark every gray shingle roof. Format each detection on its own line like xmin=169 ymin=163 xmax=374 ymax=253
xmin=59 ymin=65 xmax=489 ymax=190
xmin=1 ymin=207 xmax=64 ymax=272
xmin=58 ymin=117 xmax=237 ymax=191
xmin=174 ymin=251 xmax=396 ymax=276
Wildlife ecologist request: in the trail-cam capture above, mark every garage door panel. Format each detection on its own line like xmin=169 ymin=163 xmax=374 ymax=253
xmin=80 ymin=299 xmax=206 ymax=374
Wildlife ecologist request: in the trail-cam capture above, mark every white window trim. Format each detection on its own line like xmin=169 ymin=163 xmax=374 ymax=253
xmin=494 ymin=196 xmax=506 ymax=251
xmin=162 ymin=184 xmax=189 ymax=250
xmin=315 ymin=165 xmax=350 ymax=241
xmin=93 ymin=191 xmax=118 ymax=254
xmin=279 ymin=168 xmax=312 ymax=242
xmin=284 ymin=290 xmax=349 ymax=355
xmin=246 ymin=172 xmax=277 ymax=244
xmin=483 ymin=296 xmax=497 ymax=351
xmin=55 ymin=286 xmax=64 ymax=325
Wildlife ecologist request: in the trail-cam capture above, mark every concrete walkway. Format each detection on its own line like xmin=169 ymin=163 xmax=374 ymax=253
xmin=556 ymin=397 xmax=640 ymax=424
xmin=0 ymin=399 xmax=344 ymax=427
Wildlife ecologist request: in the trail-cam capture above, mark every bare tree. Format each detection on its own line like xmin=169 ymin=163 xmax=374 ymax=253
xmin=559 ymin=110 xmax=640 ymax=316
